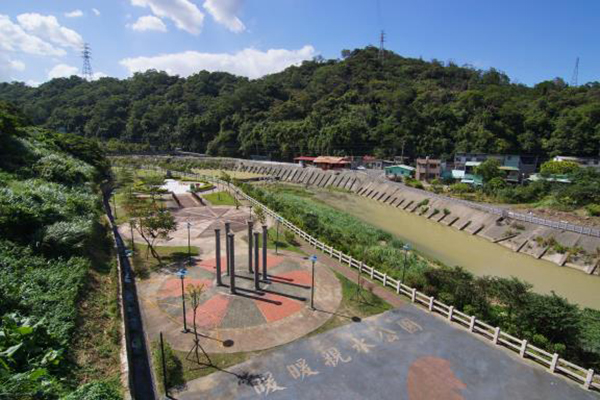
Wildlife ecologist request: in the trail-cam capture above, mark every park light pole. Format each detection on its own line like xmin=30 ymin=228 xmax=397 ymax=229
xmin=275 ymin=217 xmax=281 ymax=254
xmin=309 ymin=255 xmax=317 ymax=310
xmin=129 ymin=218 xmax=135 ymax=251
xmin=187 ymin=221 xmax=192 ymax=266
xmin=401 ymin=243 xmax=411 ymax=283
xmin=249 ymin=205 xmax=253 ymax=221
xmin=177 ymin=268 xmax=188 ymax=333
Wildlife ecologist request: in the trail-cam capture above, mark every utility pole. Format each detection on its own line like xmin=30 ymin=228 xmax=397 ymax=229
xmin=81 ymin=43 xmax=93 ymax=80
xmin=570 ymin=57 xmax=579 ymax=87
xmin=378 ymin=30 xmax=386 ymax=64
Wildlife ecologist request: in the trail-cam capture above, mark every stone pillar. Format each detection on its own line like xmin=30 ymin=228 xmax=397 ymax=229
xmin=247 ymin=220 xmax=254 ymax=273
xmin=254 ymin=232 xmax=260 ymax=291
xmin=215 ymin=229 xmax=223 ymax=286
xmin=262 ymin=225 xmax=268 ymax=281
xmin=228 ymin=233 xmax=235 ymax=294
xmin=224 ymin=222 xmax=231 ymax=276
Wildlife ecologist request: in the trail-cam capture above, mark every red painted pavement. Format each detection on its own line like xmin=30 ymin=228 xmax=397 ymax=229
xmin=269 ymin=270 xmax=311 ymax=286
xmin=158 ymin=278 xmax=213 ymax=299
xmin=255 ymin=292 xmax=304 ymax=323
xmin=185 ymin=293 xmax=230 ymax=329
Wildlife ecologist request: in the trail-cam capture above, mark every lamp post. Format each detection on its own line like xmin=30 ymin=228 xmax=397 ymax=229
xmin=309 ymin=255 xmax=317 ymax=310
xmin=129 ymin=218 xmax=135 ymax=251
xmin=401 ymin=243 xmax=411 ymax=283
xmin=249 ymin=205 xmax=253 ymax=221
xmin=112 ymin=190 xmax=117 ymax=219
xmin=187 ymin=221 xmax=191 ymax=266
xmin=275 ymin=217 xmax=281 ymax=255
xmin=177 ymin=268 xmax=188 ymax=333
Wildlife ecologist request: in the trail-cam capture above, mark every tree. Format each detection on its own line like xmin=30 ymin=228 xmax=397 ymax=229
xmin=254 ymin=206 xmax=267 ymax=225
xmin=475 ymin=158 xmax=504 ymax=183
xmin=186 ymin=283 xmax=211 ymax=365
xmin=540 ymin=160 xmax=580 ymax=176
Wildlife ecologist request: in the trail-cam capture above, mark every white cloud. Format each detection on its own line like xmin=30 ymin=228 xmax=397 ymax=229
xmin=26 ymin=79 xmax=42 ymax=87
xmin=48 ymin=63 xmax=79 ymax=79
xmin=17 ymin=13 xmax=84 ymax=50
xmin=92 ymin=8 xmax=101 ymax=16
xmin=120 ymin=45 xmax=316 ymax=79
xmin=0 ymin=14 xmax=65 ymax=56
xmin=203 ymin=0 xmax=245 ymax=33
xmin=130 ymin=15 xmax=167 ymax=32
xmin=91 ymin=71 xmax=108 ymax=80
xmin=131 ymin=0 xmax=204 ymax=34
xmin=65 ymin=10 xmax=83 ymax=18
xmin=0 ymin=54 xmax=26 ymax=81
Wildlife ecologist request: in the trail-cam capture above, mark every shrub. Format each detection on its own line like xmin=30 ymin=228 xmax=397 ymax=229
xmin=152 ymin=338 xmax=184 ymax=393
xmin=63 ymin=381 xmax=121 ymax=400
xmin=450 ymin=183 xmax=473 ymax=194
xmin=586 ymin=204 xmax=600 ymax=216
xmin=540 ymin=160 xmax=580 ymax=175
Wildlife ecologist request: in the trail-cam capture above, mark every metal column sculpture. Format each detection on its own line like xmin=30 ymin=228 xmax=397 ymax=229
xmin=215 ymin=229 xmax=223 ymax=286
xmin=225 ymin=222 xmax=231 ymax=276
xmin=262 ymin=225 xmax=268 ymax=281
xmin=228 ymin=233 xmax=236 ymax=294
xmin=247 ymin=220 xmax=254 ymax=273
xmin=253 ymin=232 xmax=260 ymax=291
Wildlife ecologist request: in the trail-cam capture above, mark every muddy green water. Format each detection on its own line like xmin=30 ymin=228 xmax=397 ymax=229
xmin=312 ymin=190 xmax=600 ymax=309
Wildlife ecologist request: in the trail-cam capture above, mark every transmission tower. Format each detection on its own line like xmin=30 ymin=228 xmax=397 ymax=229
xmin=81 ymin=43 xmax=93 ymax=80
xmin=570 ymin=57 xmax=579 ymax=87
xmin=378 ymin=30 xmax=386 ymax=63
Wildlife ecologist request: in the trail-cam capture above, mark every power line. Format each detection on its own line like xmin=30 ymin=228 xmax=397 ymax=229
xmin=81 ymin=43 xmax=93 ymax=81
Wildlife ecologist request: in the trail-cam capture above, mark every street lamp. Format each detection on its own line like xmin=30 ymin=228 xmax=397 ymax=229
xmin=187 ymin=221 xmax=192 ymax=266
xmin=249 ymin=205 xmax=253 ymax=221
xmin=275 ymin=217 xmax=282 ymax=254
xmin=309 ymin=255 xmax=317 ymax=310
xmin=129 ymin=218 xmax=135 ymax=251
xmin=401 ymin=243 xmax=411 ymax=283
xmin=177 ymin=268 xmax=189 ymax=333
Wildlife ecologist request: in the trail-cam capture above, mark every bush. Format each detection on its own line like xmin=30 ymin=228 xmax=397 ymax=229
xmin=540 ymin=160 xmax=580 ymax=175
xmin=63 ymin=381 xmax=122 ymax=400
xmin=586 ymin=204 xmax=600 ymax=216
xmin=152 ymin=338 xmax=184 ymax=393
xmin=450 ymin=183 xmax=473 ymax=194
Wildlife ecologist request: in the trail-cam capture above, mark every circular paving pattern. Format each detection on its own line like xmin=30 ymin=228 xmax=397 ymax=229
xmin=133 ymin=202 xmax=343 ymax=354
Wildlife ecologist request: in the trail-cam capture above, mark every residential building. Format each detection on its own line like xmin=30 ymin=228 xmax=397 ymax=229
xmin=362 ymin=155 xmax=383 ymax=169
xmin=384 ymin=165 xmax=415 ymax=181
xmin=415 ymin=157 xmax=441 ymax=181
xmin=293 ymin=156 xmax=317 ymax=167
xmin=453 ymin=153 xmax=538 ymax=183
xmin=313 ymin=156 xmax=351 ymax=170
xmin=552 ymin=156 xmax=600 ymax=170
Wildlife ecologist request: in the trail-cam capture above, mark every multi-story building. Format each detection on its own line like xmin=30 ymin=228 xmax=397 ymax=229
xmin=415 ymin=157 xmax=441 ymax=181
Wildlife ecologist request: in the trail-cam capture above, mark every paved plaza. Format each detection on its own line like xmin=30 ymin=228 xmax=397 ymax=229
xmin=178 ymin=305 xmax=597 ymax=400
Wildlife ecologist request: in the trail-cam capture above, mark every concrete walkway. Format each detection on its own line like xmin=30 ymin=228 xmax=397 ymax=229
xmin=177 ymin=306 xmax=595 ymax=399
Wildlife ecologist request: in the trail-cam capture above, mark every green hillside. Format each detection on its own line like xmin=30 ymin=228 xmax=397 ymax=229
xmin=1 ymin=47 xmax=599 ymax=159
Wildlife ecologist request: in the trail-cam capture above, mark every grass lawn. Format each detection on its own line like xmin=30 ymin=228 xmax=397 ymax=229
xmin=203 ymin=191 xmax=237 ymax=206
xmin=253 ymin=226 xmax=305 ymax=255
xmin=131 ymin=243 xmax=199 ymax=279
xmin=309 ymin=271 xmax=392 ymax=336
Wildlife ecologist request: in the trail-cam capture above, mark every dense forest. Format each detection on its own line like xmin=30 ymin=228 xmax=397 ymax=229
xmin=1 ymin=47 xmax=599 ymax=160
xmin=0 ymin=103 xmax=121 ymax=398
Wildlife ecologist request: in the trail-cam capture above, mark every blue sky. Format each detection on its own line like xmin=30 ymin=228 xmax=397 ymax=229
xmin=1 ymin=0 xmax=599 ymax=86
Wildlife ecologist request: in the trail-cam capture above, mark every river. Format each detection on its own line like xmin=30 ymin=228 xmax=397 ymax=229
xmin=311 ymin=189 xmax=600 ymax=309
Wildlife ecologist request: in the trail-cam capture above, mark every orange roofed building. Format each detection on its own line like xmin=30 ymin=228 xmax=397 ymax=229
xmin=313 ymin=156 xmax=351 ymax=170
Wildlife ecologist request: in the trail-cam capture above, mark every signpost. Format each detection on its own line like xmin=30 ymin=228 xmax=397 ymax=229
xmin=177 ymin=268 xmax=189 ymax=333
xmin=309 ymin=255 xmax=317 ymax=310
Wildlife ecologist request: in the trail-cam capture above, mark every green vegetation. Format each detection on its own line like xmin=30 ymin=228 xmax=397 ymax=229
xmin=0 ymin=103 xmax=120 ymax=398
xmin=240 ymin=182 xmax=600 ymax=371
xmin=540 ymin=160 xmax=580 ymax=175
xmin=3 ymin=47 xmax=600 ymax=160
xmin=151 ymin=338 xmax=184 ymax=394
xmin=203 ymin=191 xmax=236 ymax=206
xmin=131 ymin=244 xmax=199 ymax=278
xmin=254 ymin=226 xmax=305 ymax=254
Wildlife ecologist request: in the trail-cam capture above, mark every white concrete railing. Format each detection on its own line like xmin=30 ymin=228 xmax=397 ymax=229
xmin=139 ymin=166 xmax=599 ymax=392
